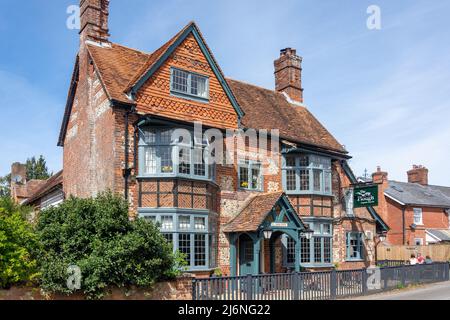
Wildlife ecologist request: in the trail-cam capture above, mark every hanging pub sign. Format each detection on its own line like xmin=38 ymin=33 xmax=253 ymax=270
xmin=353 ymin=185 xmax=378 ymax=208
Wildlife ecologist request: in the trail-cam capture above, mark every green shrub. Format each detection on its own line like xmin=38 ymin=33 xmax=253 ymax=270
xmin=0 ymin=197 xmax=39 ymax=288
xmin=37 ymin=192 xmax=183 ymax=299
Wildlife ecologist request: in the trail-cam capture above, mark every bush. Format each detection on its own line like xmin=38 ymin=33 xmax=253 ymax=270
xmin=37 ymin=192 xmax=183 ymax=299
xmin=0 ymin=197 xmax=39 ymax=288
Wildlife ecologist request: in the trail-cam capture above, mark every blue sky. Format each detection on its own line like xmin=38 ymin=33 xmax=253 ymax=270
xmin=0 ymin=0 xmax=449 ymax=185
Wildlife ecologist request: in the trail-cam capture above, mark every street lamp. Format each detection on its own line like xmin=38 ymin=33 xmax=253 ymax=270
xmin=263 ymin=230 xmax=273 ymax=240
xmin=378 ymin=232 xmax=387 ymax=243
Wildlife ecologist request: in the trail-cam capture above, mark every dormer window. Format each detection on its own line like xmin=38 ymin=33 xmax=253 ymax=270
xmin=170 ymin=68 xmax=209 ymax=100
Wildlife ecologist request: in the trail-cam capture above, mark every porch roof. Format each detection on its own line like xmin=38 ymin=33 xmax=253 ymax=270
xmin=223 ymin=192 xmax=303 ymax=233
xmin=426 ymin=229 xmax=450 ymax=242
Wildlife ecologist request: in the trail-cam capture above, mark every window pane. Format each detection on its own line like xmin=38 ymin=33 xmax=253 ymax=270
xmin=348 ymin=233 xmax=362 ymax=260
xmin=160 ymin=216 xmax=173 ymax=230
xmin=172 ymin=69 xmax=188 ymax=93
xmin=144 ymin=146 xmax=157 ymax=174
xmin=194 ymin=217 xmax=206 ymax=230
xmin=191 ymin=74 xmax=208 ymax=98
xmin=286 ymin=170 xmax=297 ymax=191
xmin=300 ymin=170 xmax=310 ymax=191
xmin=313 ymin=169 xmax=322 ymax=192
xmin=314 ymin=237 xmax=322 ymax=263
xmin=323 ymin=224 xmax=331 ymax=235
xmin=323 ymin=238 xmax=331 ymax=263
xmin=163 ymin=233 xmax=173 ymax=246
xmin=250 ymin=165 xmax=261 ymax=190
xmin=178 ymin=234 xmax=191 ymax=264
xmin=160 ymin=146 xmax=173 ymax=173
xmin=300 ymin=236 xmax=310 ymax=263
xmin=144 ymin=216 xmax=156 ymax=224
xmin=324 ymin=171 xmax=332 ymax=194
xmin=286 ymin=156 xmax=296 ymax=167
xmin=287 ymin=237 xmax=296 ymax=264
xmin=142 ymin=128 xmax=156 ymax=144
xmin=193 ymin=147 xmax=206 ymax=176
xmin=194 ymin=234 xmax=207 ymax=266
xmin=414 ymin=208 xmax=422 ymax=224
xmin=299 ymin=155 xmax=309 ymax=167
xmin=313 ymin=223 xmax=321 ymax=234
xmin=178 ymin=147 xmax=191 ymax=174
xmin=179 ymin=216 xmax=191 ymax=230
xmin=239 ymin=166 xmax=249 ymax=189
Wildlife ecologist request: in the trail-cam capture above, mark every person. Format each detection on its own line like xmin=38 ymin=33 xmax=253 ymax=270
xmin=409 ymin=254 xmax=418 ymax=265
xmin=425 ymin=256 xmax=433 ymax=264
xmin=417 ymin=253 xmax=425 ymax=264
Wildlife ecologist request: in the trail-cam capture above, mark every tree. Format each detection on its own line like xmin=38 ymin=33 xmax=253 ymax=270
xmin=0 ymin=197 xmax=39 ymax=288
xmin=37 ymin=192 xmax=184 ymax=299
xmin=26 ymin=155 xmax=51 ymax=180
xmin=0 ymin=174 xmax=11 ymax=197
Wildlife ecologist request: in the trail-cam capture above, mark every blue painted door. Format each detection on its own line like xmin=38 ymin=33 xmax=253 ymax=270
xmin=239 ymin=236 xmax=254 ymax=275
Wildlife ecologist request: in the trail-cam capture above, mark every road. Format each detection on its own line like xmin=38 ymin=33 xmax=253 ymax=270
xmin=354 ymin=281 xmax=450 ymax=300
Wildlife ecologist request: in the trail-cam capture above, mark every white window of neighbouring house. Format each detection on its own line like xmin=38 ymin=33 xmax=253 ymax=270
xmin=238 ymin=160 xmax=263 ymax=191
xmin=171 ymin=68 xmax=209 ymax=100
xmin=413 ymin=208 xmax=423 ymax=225
xmin=282 ymin=154 xmax=332 ymax=195
xmin=414 ymin=238 xmax=424 ymax=246
xmin=138 ymin=126 xmax=214 ymax=180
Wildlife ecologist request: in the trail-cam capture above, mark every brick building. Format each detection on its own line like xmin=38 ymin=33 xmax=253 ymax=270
xmin=56 ymin=0 xmax=388 ymax=276
xmin=372 ymin=165 xmax=450 ymax=246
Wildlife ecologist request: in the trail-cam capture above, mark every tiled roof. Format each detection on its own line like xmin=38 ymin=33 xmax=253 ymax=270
xmin=227 ymin=79 xmax=346 ymax=153
xmin=385 ymin=181 xmax=450 ymax=208
xmin=23 ymin=171 xmax=63 ymax=206
xmin=223 ymin=192 xmax=285 ymax=233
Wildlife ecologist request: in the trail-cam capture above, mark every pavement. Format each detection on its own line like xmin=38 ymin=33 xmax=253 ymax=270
xmin=352 ymin=281 xmax=450 ymax=300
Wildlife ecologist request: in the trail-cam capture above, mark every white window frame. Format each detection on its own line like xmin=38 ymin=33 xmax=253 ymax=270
xmin=413 ymin=208 xmax=423 ymax=225
xmin=414 ymin=238 xmax=424 ymax=246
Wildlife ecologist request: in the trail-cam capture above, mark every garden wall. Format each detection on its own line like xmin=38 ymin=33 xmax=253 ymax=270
xmin=0 ymin=275 xmax=193 ymax=300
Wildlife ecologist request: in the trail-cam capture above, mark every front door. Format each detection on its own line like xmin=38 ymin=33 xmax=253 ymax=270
xmin=239 ymin=235 xmax=254 ymax=275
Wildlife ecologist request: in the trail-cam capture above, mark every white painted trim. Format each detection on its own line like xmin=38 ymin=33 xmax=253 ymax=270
xmin=384 ymin=192 xmax=406 ymax=206
xmin=281 ymin=92 xmax=306 ymax=107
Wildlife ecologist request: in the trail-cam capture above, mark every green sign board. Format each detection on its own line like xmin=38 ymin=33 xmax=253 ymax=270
xmin=354 ymin=185 xmax=378 ymax=208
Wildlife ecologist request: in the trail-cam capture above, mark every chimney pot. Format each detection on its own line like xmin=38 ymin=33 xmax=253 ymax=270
xmin=407 ymin=165 xmax=428 ymax=186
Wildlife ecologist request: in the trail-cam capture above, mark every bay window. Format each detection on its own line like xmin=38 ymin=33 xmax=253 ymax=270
xmin=141 ymin=212 xmax=217 ymax=270
xmin=139 ymin=126 xmax=214 ymax=181
xmin=282 ymin=154 xmax=332 ymax=195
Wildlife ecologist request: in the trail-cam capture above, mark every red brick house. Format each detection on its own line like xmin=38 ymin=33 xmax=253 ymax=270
xmin=373 ymin=165 xmax=450 ymax=246
xmin=56 ymin=0 xmax=388 ymax=276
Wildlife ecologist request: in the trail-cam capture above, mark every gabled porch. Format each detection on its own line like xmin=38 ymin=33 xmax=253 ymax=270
xmin=223 ymin=192 xmax=312 ymax=276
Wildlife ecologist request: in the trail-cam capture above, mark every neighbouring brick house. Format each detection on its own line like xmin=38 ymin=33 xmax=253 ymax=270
xmin=372 ymin=165 xmax=450 ymax=246
xmin=55 ymin=0 xmax=388 ymax=277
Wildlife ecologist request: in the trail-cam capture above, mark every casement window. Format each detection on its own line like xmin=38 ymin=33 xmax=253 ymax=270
xmin=346 ymin=232 xmax=364 ymax=261
xmin=170 ymin=68 xmax=209 ymax=100
xmin=413 ymin=208 xmax=423 ymax=225
xmin=282 ymin=154 xmax=332 ymax=195
xmin=300 ymin=221 xmax=333 ymax=265
xmin=139 ymin=126 xmax=215 ymax=181
xmin=238 ymin=160 xmax=263 ymax=191
xmin=141 ymin=212 xmax=217 ymax=270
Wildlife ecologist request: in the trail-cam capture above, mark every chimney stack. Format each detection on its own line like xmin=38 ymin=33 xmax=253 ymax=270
xmin=79 ymin=0 xmax=110 ymax=45
xmin=274 ymin=48 xmax=304 ymax=104
xmin=372 ymin=166 xmax=388 ymax=185
xmin=407 ymin=165 xmax=428 ymax=186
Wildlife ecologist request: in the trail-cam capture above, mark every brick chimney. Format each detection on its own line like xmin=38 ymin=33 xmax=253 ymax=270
xmin=79 ymin=0 xmax=110 ymax=45
xmin=372 ymin=166 xmax=389 ymax=228
xmin=372 ymin=166 xmax=388 ymax=185
xmin=274 ymin=48 xmax=304 ymax=104
xmin=407 ymin=165 xmax=428 ymax=186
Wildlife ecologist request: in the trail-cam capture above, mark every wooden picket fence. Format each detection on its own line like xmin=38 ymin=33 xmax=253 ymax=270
xmin=377 ymin=244 xmax=450 ymax=262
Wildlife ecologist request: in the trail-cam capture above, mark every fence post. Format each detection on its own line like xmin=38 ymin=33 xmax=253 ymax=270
xmin=400 ymin=266 xmax=406 ymax=287
xmin=192 ymin=279 xmax=197 ymax=300
xmin=246 ymin=274 xmax=253 ymax=300
xmin=446 ymin=263 xmax=450 ymax=281
xmin=362 ymin=269 xmax=368 ymax=295
xmin=330 ymin=269 xmax=337 ymax=300
xmin=293 ymin=272 xmax=300 ymax=300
